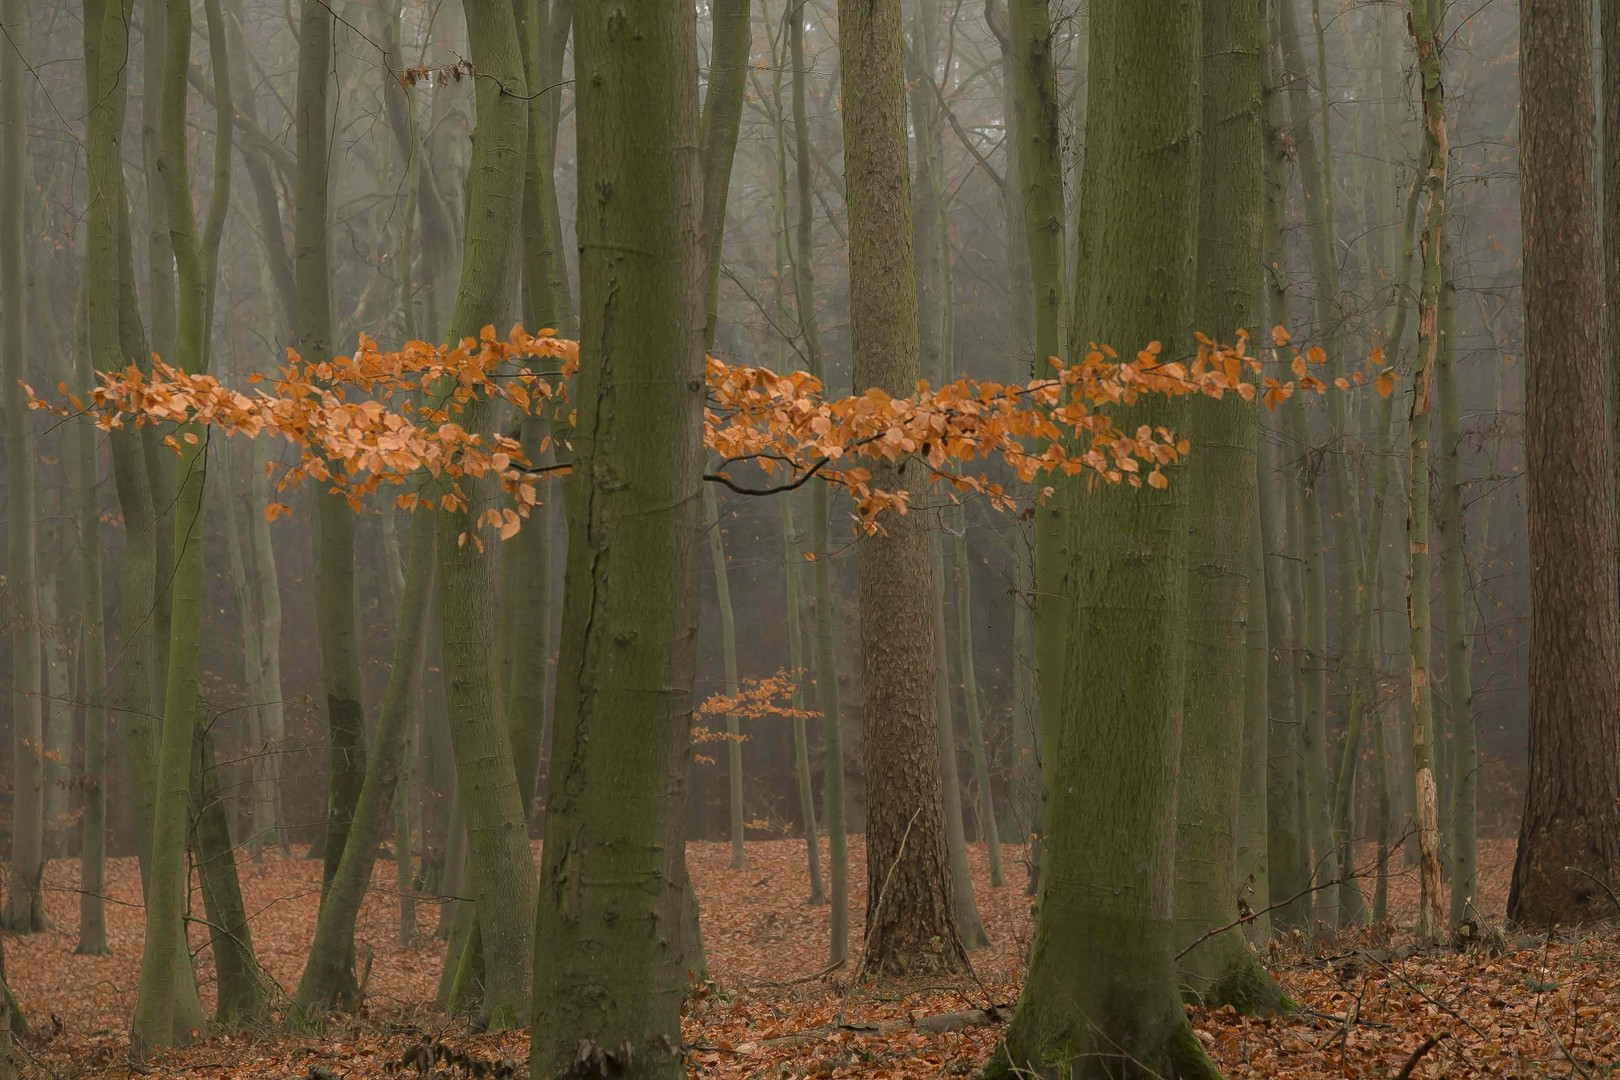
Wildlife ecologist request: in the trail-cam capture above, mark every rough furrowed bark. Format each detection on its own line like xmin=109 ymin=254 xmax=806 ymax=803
xmin=838 ymin=0 xmax=968 ymax=980
xmin=1509 ymin=0 xmax=1620 ymax=929
xmin=529 ymin=1 xmax=705 ymax=1075
xmin=983 ymin=0 xmax=1220 ymax=1073
xmin=428 ymin=0 xmax=538 ymax=1030
xmin=294 ymin=509 xmax=436 ymax=1023
xmin=1173 ymin=0 xmax=1284 ymax=1015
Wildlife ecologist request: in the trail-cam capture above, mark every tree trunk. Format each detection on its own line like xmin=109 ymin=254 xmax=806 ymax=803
xmin=529 ymin=1 xmax=704 ymax=1073
xmin=429 ymin=0 xmax=538 ymax=1029
xmin=0 ymin=0 xmax=45 ymax=936
xmin=781 ymin=494 xmax=826 ymax=905
xmin=1435 ymin=229 xmax=1477 ymax=929
xmin=295 ymin=0 xmax=368 ymax=901
xmin=704 ymin=484 xmax=747 ymax=868
xmin=1509 ymin=0 xmax=1620 ymax=929
xmin=952 ymin=513 xmax=1004 ymax=887
xmin=294 ymin=509 xmax=435 ymax=1020
xmin=129 ymin=0 xmax=218 ymax=1048
xmin=191 ymin=725 xmax=264 ymax=1025
xmin=1406 ymin=0 xmax=1447 ymax=944
xmin=787 ymin=1 xmax=848 ymax=964
xmin=932 ymin=539 xmax=990 ymax=949
xmin=1239 ymin=466 xmax=1271 ymax=945
xmin=1174 ymin=0 xmax=1284 ymax=1013
xmin=837 ymin=0 xmax=968 ymax=979
xmin=984 ymin=0 xmax=1220 ymax=1072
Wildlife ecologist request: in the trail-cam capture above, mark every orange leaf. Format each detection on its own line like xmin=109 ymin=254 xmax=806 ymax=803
xmin=264 ymin=502 xmax=290 ymax=522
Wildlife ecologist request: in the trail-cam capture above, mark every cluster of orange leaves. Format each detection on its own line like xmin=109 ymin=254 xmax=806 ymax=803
xmin=28 ymin=323 xmax=1395 ymax=540
xmin=691 ymin=670 xmax=816 ymax=764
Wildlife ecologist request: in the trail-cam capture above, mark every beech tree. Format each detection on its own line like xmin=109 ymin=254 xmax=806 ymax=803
xmin=530 ymin=0 xmax=705 ymax=1072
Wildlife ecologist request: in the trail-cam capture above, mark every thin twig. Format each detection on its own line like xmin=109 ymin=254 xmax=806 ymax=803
xmin=1392 ymin=1033 xmax=1448 ymax=1080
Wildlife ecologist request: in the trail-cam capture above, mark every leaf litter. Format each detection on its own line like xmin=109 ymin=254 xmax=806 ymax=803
xmin=9 ymin=835 xmax=1619 ymax=1078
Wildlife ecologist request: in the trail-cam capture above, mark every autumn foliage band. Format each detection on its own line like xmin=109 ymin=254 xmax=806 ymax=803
xmin=30 ymin=323 xmax=1394 ymax=537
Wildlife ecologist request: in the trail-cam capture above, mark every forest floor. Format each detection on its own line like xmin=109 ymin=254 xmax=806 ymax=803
xmin=9 ymin=834 xmax=1620 ymax=1078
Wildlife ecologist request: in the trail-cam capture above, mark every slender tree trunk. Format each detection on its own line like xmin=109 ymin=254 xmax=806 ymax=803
xmin=1435 ymin=230 xmax=1477 ymax=929
xmin=787 ymin=1 xmax=848 ymax=963
xmin=1406 ymin=0 xmax=1447 ymax=944
xmin=71 ymin=105 xmax=111 ymax=945
xmin=1509 ymin=0 xmax=1620 ymax=928
xmin=1239 ymin=464 xmax=1271 ymax=945
xmin=428 ymin=0 xmax=538 ymax=1029
xmin=932 ymin=538 xmax=990 ymax=948
xmin=296 ymin=0 xmax=368 ymax=900
xmin=781 ymin=493 xmax=826 ymax=904
xmin=838 ymin=0 xmax=968 ymax=979
xmin=704 ymin=485 xmax=747 ymax=868
xmin=1174 ymin=0 xmax=1284 ymax=1013
xmin=0 ymin=0 xmax=45 ymax=936
xmin=984 ymin=0 xmax=1220 ymax=1072
xmin=294 ymin=510 xmax=435 ymax=1020
xmin=529 ymin=1 xmax=704 ymax=1072
xmin=190 ymin=724 xmax=263 ymax=1025
xmin=951 ymin=514 xmax=1004 ymax=887
xmin=140 ymin=0 xmax=174 ymax=686
xmin=129 ymin=0 xmax=219 ymax=1047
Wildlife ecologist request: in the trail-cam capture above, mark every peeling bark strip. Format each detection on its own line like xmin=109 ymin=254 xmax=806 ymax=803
xmin=1510 ymin=0 xmax=1620 ymax=928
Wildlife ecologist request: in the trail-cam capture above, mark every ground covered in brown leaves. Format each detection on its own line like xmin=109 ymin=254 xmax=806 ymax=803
xmin=10 ymin=835 xmax=1620 ymax=1078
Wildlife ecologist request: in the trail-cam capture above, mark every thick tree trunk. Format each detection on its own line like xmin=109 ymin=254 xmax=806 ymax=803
xmin=984 ymin=0 xmax=1220 ymax=1072
xmin=1174 ymin=0 xmax=1284 ymax=1013
xmin=837 ymin=0 xmax=968 ymax=979
xmin=529 ymin=1 xmax=704 ymax=1073
xmin=1509 ymin=0 xmax=1620 ymax=929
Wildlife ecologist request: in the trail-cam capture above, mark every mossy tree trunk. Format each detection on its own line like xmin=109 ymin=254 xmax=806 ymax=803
xmin=1174 ymin=0 xmax=1286 ymax=1015
xmin=0 ymin=0 xmax=45 ymax=937
xmin=529 ymin=1 xmax=705 ymax=1073
xmin=984 ymin=0 xmax=1221 ymax=1073
xmin=129 ymin=0 xmax=220 ymax=1048
xmin=294 ymin=509 xmax=435 ymax=1021
xmin=428 ymin=0 xmax=538 ymax=1029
